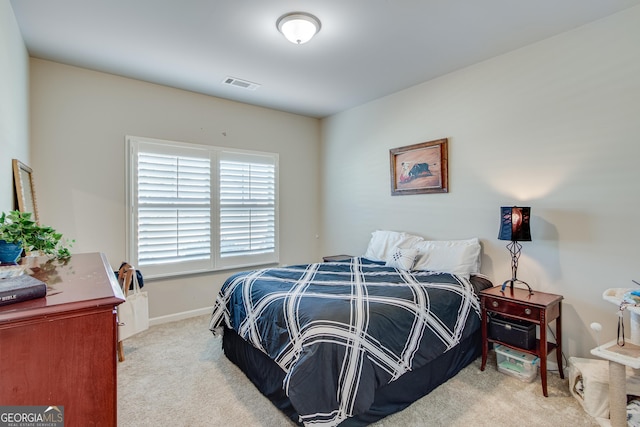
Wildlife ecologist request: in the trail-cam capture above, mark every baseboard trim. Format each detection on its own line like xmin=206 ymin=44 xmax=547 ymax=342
xmin=149 ymin=306 xmax=213 ymax=326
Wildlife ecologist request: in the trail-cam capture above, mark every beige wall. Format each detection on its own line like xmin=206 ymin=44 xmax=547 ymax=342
xmin=29 ymin=60 xmax=321 ymax=320
xmin=320 ymin=6 xmax=640 ymax=358
xmin=0 ymin=2 xmax=29 ymax=211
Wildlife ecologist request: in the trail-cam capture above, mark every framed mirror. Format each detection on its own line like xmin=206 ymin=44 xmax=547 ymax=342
xmin=12 ymin=159 xmax=39 ymax=223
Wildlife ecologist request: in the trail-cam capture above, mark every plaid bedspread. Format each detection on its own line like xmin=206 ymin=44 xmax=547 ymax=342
xmin=209 ymin=257 xmax=482 ymax=426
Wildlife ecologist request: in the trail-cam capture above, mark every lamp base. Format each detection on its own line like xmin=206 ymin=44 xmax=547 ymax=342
xmin=501 ymin=278 xmax=533 ymax=295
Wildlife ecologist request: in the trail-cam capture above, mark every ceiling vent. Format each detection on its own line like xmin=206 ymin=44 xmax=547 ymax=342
xmin=222 ymin=76 xmax=260 ymax=91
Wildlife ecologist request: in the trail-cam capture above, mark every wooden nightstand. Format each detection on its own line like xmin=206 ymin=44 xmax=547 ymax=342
xmin=480 ymin=286 xmax=564 ymax=397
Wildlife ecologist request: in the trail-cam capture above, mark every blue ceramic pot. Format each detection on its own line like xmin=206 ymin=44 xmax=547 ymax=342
xmin=0 ymin=240 xmax=23 ymax=264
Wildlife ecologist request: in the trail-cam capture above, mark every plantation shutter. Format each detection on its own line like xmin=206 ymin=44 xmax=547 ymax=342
xmin=127 ymin=136 xmax=278 ymax=277
xmin=130 ymin=139 xmax=213 ymax=276
xmin=137 ymin=152 xmax=211 ymax=264
xmin=218 ymin=151 xmax=278 ymax=268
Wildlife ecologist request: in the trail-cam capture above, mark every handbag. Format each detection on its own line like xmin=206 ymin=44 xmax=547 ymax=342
xmin=117 ymin=263 xmax=149 ymax=341
xmin=115 ymin=262 xmax=145 ymax=290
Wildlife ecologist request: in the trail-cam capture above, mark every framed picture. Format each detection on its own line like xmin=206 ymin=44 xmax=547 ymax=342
xmin=12 ymin=159 xmax=39 ymax=223
xmin=389 ymin=138 xmax=448 ymax=196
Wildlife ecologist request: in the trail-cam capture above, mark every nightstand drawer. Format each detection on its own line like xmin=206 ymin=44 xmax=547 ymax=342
xmin=484 ymin=296 xmax=540 ymax=321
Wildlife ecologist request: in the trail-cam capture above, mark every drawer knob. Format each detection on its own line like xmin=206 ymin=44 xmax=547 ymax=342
xmin=491 ymin=301 xmax=499 ymax=308
xmin=524 ymin=308 xmax=532 ymax=315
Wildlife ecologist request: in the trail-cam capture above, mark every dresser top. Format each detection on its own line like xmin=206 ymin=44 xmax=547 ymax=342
xmin=480 ymin=285 xmax=563 ymax=308
xmin=0 ymin=252 xmax=125 ymax=323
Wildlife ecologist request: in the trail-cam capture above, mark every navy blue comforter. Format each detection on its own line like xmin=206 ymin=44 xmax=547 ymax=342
xmin=209 ymin=257 xmax=483 ymax=426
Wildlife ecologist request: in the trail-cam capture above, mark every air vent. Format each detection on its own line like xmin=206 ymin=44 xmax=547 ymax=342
xmin=222 ymin=76 xmax=260 ymax=91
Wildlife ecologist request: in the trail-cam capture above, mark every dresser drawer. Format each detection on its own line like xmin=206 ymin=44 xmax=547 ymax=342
xmin=484 ymin=296 xmax=540 ymax=321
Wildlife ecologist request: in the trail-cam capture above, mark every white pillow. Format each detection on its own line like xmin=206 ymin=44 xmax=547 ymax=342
xmin=385 ymin=247 xmax=419 ymax=271
xmin=412 ymin=238 xmax=481 ymax=276
xmin=363 ymin=230 xmax=424 ymax=262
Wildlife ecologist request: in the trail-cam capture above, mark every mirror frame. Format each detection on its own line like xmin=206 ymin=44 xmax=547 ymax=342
xmin=12 ymin=159 xmax=39 ymax=223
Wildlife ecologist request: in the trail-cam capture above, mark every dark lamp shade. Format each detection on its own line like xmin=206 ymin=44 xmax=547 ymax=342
xmin=498 ymin=206 xmax=531 ymax=242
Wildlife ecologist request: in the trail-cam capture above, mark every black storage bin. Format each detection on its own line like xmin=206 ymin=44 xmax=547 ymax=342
xmin=488 ymin=314 xmax=536 ymax=350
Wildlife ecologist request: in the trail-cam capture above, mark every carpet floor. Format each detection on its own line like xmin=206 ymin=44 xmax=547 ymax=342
xmin=118 ymin=314 xmax=598 ymax=426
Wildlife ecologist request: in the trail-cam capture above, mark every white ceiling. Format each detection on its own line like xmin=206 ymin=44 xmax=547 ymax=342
xmin=10 ymin=0 xmax=640 ymax=118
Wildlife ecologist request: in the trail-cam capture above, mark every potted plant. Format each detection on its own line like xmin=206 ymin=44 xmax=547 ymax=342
xmin=0 ymin=211 xmax=73 ymax=263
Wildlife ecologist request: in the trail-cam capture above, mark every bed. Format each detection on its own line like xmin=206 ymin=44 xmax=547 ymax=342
xmin=209 ymin=231 xmax=492 ymax=426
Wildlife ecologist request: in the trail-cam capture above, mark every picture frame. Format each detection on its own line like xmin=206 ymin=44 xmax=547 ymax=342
xmin=389 ymin=138 xmax=448 ymax=196
xmin=12 ymin=159 xmax=39 ymax=223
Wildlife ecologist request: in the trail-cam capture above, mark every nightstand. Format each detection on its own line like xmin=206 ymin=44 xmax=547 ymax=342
xmin=480 ymin=286 xmax=564 ymax=397
xmin=322 ymin=254 xmax=353 ymax=262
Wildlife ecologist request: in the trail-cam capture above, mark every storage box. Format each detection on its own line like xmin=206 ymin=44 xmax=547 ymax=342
xmin=488 ymin=314 xmax=536 ymax=350
xmin=495 ymin=345 xmax=539 ymax=382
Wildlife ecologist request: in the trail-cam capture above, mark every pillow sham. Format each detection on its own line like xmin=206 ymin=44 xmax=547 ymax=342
xmin=363 ymin=230 xmax=424 ymax=262
xmin=412 ymin=238 xmax=481 ymax=276
xmin=385 ymin=247 xmax=419 ymax=271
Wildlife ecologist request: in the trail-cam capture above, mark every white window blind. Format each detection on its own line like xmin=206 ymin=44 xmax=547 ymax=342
xmin=126 ymin=136 xmax=279 ymax=278
xmin=219 ymin=157 xmax=276 ymax=258
xmin=137 ymin=152 xmax=211 ymax=266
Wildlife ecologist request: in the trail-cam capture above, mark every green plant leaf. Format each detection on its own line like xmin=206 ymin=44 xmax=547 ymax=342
xmin=0 ymin=210 xmax=73 ymax=260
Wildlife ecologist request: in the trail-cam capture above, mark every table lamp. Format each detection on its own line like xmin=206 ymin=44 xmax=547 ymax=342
xmin=498 ymin=206 xmax=533 ymax=293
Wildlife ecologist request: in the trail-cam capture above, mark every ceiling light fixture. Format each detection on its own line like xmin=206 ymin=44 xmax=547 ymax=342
xmin=276 ymin=12 xmax=321 ymax=45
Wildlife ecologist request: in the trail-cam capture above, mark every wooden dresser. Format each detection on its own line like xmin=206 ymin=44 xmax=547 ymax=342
xmin=0 ymin=252 xmax=125 ymax=426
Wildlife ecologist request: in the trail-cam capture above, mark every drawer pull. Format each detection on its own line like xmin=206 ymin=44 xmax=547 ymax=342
xmin=491 ymin=301 xmax=499 ymax=308
xmin=524 ymin=308 xmax=532 ymax=315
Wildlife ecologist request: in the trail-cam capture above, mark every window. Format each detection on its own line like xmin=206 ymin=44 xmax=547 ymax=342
xmin=126 ymin=136 xmax=278 ymax=278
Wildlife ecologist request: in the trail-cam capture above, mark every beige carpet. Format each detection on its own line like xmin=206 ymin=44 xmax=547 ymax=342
xmin=118 ymin=315 xmax=598 ymax=427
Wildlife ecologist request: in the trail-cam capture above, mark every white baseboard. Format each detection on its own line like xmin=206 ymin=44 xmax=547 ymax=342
xmin=149 ymin=306 xmax=213 ymax=327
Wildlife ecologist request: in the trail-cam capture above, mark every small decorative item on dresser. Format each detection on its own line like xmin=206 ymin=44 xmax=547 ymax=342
xmin=12 ymin=159 xmax=39 ymax=223
xmin=0 ymin=265 xmax=25 ymax=279
xmin=0 ymin=211 xmax=73 ymax=263
xmin=0 ymin=240 xmax=23 ymax=264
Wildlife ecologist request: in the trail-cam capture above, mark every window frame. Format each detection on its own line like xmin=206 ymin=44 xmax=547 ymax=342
xmin=126 ymin=135 xmax=279 ymax=279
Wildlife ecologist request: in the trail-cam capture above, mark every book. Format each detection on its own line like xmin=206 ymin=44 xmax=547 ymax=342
xmin=0 ymin=275 xmax=47 ymax=306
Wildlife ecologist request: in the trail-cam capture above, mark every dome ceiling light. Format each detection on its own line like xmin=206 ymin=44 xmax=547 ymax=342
xmin=276 ymin=12 xmax=321 ymax=45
